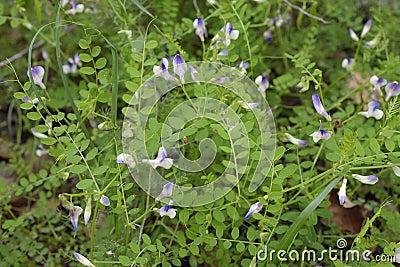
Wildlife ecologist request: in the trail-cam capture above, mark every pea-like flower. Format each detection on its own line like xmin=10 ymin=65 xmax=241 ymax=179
xmin=352 ymin=174 xmax=379 ymax=184
xmin=263 ymin=30 xmax=272 ymax=43
xmin=312 ymin=94 xmax=331 ymax=121
xmin=153 ymin=58 xmax=175 ymax=81
xmin=157 ymin=182 xmax=174 ymax=200
xmin=22 ymin=96 xmax=40 ymax=104
xmin=69 ymin=205 xmax=83 ymax=232
xmin=144 ymin=147 xmax=174 ymax=169
xmin=28 ymin=66 xmax=46 ymax=89
xmin=213 ymin=22 xmax=239 ymax=48
xmin=349 ymin=28 xmax=359 ymax=42
xmin=385 ymin=81 xmax=400 ymax=100
xmin=154 ymin=200 xmax=176 ymax=219
xmin=341 ymin=58 xmax=355 ymax=71
xmin=100 ymin=195 xmax=110 ymax=206
xmin=370 ymin=75 xmax=387 ymax=95
xmin=244 ymin=201 xmax=263 ymax=219
xmin=255 ymin=75 xmax=269 ymax=94
xmin=32 ymin=128 xmax=48 ymax=139
xmin=173 ymin=54 xmax=188 ymax=83
xmin=358 ymin=101 xmax=383 ymax=120
xmin=392 ymin=166 xmax=400 ymax=177
xmin=73 ymin=252 xmax=95 ymax=267
xmin=36 ymin=144 xmax=49 ymax=157
xmin=63 ymin=54 xmax=81 ymax=74
xmin=193 ymin=18 xmax=207 ymax=41
xmin=361 ymin=19 xmax=372 ymax=38
xmin=84 ymin=197 xmax=91 ymax=225
xmin=116 ymin=153 xmax=136 ymax=167
xmin=338 ymin=178 xmax=347 ymax=206
xmin=310 ymin=121 xmax=331 ymax=143
xmin=65 ymin=1 xmax=84 ymax=15
xmin=285 ymin=133 xmax=307 ymax=147
xmin=189 ymin=64 xmax=199 ymax=83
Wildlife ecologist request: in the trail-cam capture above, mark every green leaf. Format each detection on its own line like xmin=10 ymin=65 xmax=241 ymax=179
xmin=27 ymin=112 xmax=42 ymax=121
xmin=14 ymin=92 xmax=26 ymax=99
xmin=91 ymin=46 xmax=101 ymax=57
xmin=78 ymin=39 xmax=89 ymax=49
xmin=86 ymin=147 xmax=98 ymax=161
xmin=70 ymin=165 xmax=87 ymax=174
xmin=385 ymin=139 xmax=395 ymax=152
xmin=20 ymin=102 xmax=34 ymax=110
xmin=272 ymin=177 xmax=341 ymax=264
xmin=76 ymin=179 xmax=93 ymax=190
xmin=146 ymin=40 xmax=158 ymax=49
xmin=118 ymin=256 xmax=131 ymax=266
xmin=41 ymin=137 xmax=57 ymax=146
xmin=369 ymin=139 xmax=381 ymax=154
xmin=79 ymin=53 xmax=92 ymax=62
xmin=79 ymin=67 xmax=95 ymax=75
xmin=231 ymin=227 xmax=239 ymax=239
xmin=95 ymin=57 xmax=107 ymax=69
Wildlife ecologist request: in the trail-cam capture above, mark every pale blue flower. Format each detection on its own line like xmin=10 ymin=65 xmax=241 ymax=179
xmin=173 ymin=54 xmax=188 ymax=82
xmin=310 ymin=121 xmax=331 ymax=143
xmin=358 ymin=101 xmax=383 ymax=120
xmin=155 ymin=200 xmax=176 ymax=218
xmin=342 ymin=58 xmax=355 ymax=71
xmin=28 ymin=66 xmax=46 ymax=89
xmin=349 ymin=28 xmax=359 ymax=42
xmin=255 ymin=75 xmax=269 ymax=94
xmin=285 ymin=133 xmax=307 ymax=147
xmin=338 ymin=178 xmax=347 ymax=206
xmin=352 ymin=174 xmax=379 ymax=184
xmin=244 ymin=201 xmax=263 ymax=219
xmin=69 ymin=206 xmax=83 ymax=232
xmin=312 ymin=94 xmax=331 ymax=121
xmin=116 ymin=153 xmax=136 ymax=167
xmin=361 ymin=19 xmax=372 ymax=38
xmin=73 ymin=252 xmax=95 ymax=267
xmin=100 ymin=195 xmax=110 ymax=206
xmin=370 ymin=75 xmax=387 ymax=95
xmin=153 ymin=58 xmax=175 ymax=81
xmin=193 ymin=18 xmax=207 ymax=41
xmin=157 ymin=182 xmax=174 ymax=200
xmin=144 ymin=147 xmax=174 ymax=169
xmin=66 ymin=1 xmax=84 ymax=15
xmin=385 ymin=81 xmax=400 ymax=100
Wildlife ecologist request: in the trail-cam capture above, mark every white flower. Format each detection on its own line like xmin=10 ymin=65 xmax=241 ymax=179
xmin=73 ymin=252 xmax=95 ymax=267
xmin=144 ymin=147 xmax=174 ymax=169
xmin=244 ymin=201 xmax=263 ymax=219
xmin=154 ymin=200 xmax=176 ymax=219
xmin=28 ymin=66 xmax=46 ymax=89
xmin=310 ymin=121 xmax=331 ymax=143
xmin=285 ymin=133 xmax=307 ymax=146
xmin=255 ymin=75 xmax=269 ymax=94
xmin=65 ymin=1 xmax=84 ymax=15
xmin=341 ymin=58 xmax=355 ymax=71
xmin=116 ymin=153 xmax=136 ymax=167
xmin=352 ymin=174 xmax=379 ymax=184
xmin=31 ymin=128 xmax=48 ymax=139
xmin=338 ymin=178 xmax=347 ymax=206
xmin=392 ymin=166 xmax=400 ymax=177
xmin=100 ymin=195 xmax=110 ymax=206
xmin=156 ymin=182 xmax=174 ymax=200
xmin=84 ymin=197 xmax=91 ymax=225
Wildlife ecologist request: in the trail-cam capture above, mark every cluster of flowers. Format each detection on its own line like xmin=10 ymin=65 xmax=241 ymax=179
xmin=61 ymin=0 xmax=84 ymax=15
xmin=262 ymin=13 xmax=291 ymax=43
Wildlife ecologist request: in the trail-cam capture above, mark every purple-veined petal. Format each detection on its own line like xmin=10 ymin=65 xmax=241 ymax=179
xmin=193 ymin=18 xmax=207 ymax=41
xmin=244 ymin=201 xmax=263 ymax=219
xmin=116 ymin=153 xmax=135 ymax=167
xmin=155 ymin=200 xmax=176 ymax=218
xmin=73 ymin=252 xmax=96 ymax=267
xmin=100 ymin=195 xmax=110 ymax=206
xmin=189 ymin=64 xmax=199 ymax=82
xmin=385 ymin=81 xmax=400 ymax=100
xmin=28 ymin=66 xmax=46 ymax=89
xmin=338 ymin=178 xmax=347 ymax=206
xmin=69 ymin=206 xmax=83 ymax=232
xmin=310 ymin=121 xmax=331 ymax=143
xmin=145 ymin=147 xmax=174 ymax=169
xmin=352 ymin=174 xmax=379 ymax=184
xmin=312 ymin=94 xmax=331 ymax=121
xmin=285 ymin=133 xmax=307 ymax=147
xmin=361 ymin=19 xmax=372 ymax=38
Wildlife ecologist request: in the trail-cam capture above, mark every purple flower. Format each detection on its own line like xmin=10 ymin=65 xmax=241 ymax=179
xmin=157 ymin=182 xmax=174 ymax=200
xmin=244 ymin=201 xmax=263 ymax=219
xmin=310 ymin=121 xmax=331 ymax=143
xmin=312 ymin=94 xmax=331 ymax=121
xmin=385 ymin=81 xmax=400 ymax=100
xmin=364 ymin=36 xmax=378 ymax=47
xmin=338 ymin=178 xmax=347 ymax=206
xmin=352 ymin=174 xmax=379 ymax=184
xmin=213 ymin=22 xmax=239 ymax=48
xmin=370 ymin=75 xmax=387 ymax=95
xmin=28 ymin=66 xmax=46 ymax=89
xmin=69 ymin=206 xmax=83 ymax=232
xmin=255 ymin=75 xmax=269 ymax=94
xmin=193 ymin=18 xmax=207 ymax=41
xmin=154 ymin=200 xmax=176 ymax=218
xmin=285 ymin=133 xmax=307 ymax=147
xmin=73 ymin=252 xmax=95 ymax=267
xmin=358 ymin=101 xmax=383 ymax=120
xmin=361 ymin=19 xmax=372 ymax=38
xmin=144 ymin=147 xmax=174 ymax=169
xmin=153 ymin=58 xmax=175 ymax=81
xmin=100 ymin=195 xmax=110 ymax=206
xmin=62 ymin=55 xmax=81 ymax=74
